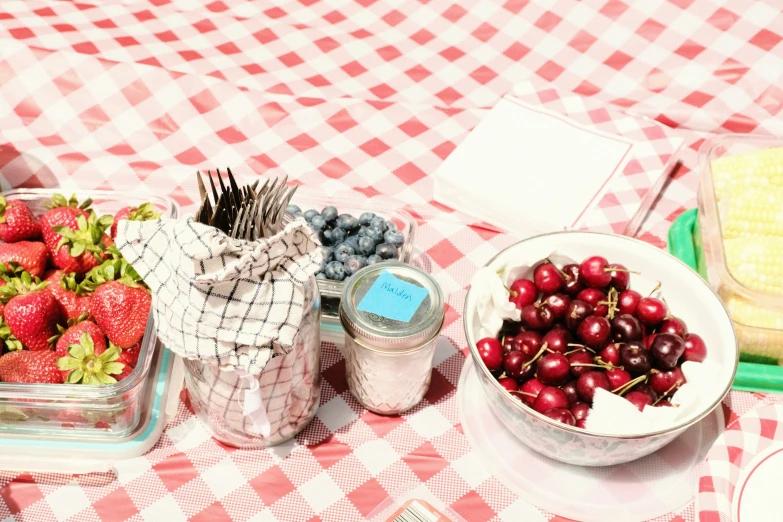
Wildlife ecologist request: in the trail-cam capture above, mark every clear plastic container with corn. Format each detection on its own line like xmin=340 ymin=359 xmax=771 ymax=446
xmin=698 ymin=136 xmax=783 ymax=364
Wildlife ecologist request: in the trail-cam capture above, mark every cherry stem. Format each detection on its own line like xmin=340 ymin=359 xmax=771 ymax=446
xmin=656 ymin=381 xmax=682 ymax=403
xmin=567 ymin=343 xmax=595 ymax=353
xmin=595 ymin=357 xmax=623 ymax=370
xmin=509 ymin=390 xmax=536 ymax=398
xmin=649 ymin=282 xmax=662 ymax=297
xmin=612 ymin=374 xmax=648 ymax=396
xmin=570 ymin=362 xmax=618 ymax=369
xmin=547 ymin=258 xmax=571 ymax=281
xmin=603 ymin=268 xmax=641 ymax=275
xmin=522 ymin=343 xmax=549 ymax=368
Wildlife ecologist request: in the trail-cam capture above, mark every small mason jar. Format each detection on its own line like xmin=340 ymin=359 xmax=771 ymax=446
xmin=340 ymin=263 xmax=444 ymax=415
xmin=183 ymin=275 xmax=321 ymax=448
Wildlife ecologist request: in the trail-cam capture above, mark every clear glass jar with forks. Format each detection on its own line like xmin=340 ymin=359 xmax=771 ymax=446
xmin=182 ymin=170 xmax=321 ymax=448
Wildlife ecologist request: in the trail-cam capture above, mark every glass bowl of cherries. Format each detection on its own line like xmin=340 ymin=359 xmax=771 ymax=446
xmin=464 ymin=231 xmax=738 ymax=467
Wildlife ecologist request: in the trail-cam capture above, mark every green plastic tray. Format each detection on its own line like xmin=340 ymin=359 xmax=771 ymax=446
xmin=668 ymin=209 xmax=783 ymax=393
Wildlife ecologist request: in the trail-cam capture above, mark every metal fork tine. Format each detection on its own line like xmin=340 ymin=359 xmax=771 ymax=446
xmin=207 ymin=170 xmax=220 ymax=206
xmin=227 ymin=167 xmax=241 ymax=199
xmin=196 ymin=171 xmax=207 ymax=200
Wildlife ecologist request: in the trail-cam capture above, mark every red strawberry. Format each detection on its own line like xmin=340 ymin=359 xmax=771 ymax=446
xmin=0 ymin=350 xmax=63 ymax=384
xmin=91 ymin=281 xmax=150 ymax=349
xmin=111 ymin=202 xmax=162 ymax=238
xmin=40 ymin=194 xmax=92 ymax=254
xmin=53 ymin=318 xmax=107 ymax=379
xmin=123 ymin=340 xmax=142 ymax=368
xmin=114 ymin=353 xmax=135 ymax=381
xmin=50 ymin=209 xmax=114 ymax=275
xmin=57 ymin=333 xmax=125 ymax=385
xmin=1 ymin=272 xmax=67 ymax=351
xmin=0 ymin=242 xmax=49 ymax=277
xmin=0 ymin=196 xmax=41 ymax=243
xmin=45 ymin=271 xmax=92 ymax=319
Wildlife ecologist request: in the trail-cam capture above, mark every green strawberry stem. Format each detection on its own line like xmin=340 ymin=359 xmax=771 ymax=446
xmin=83 ymin=248 xmax=147 ymax=290
xmin=47 ymin=312 xmax=91 ymax=345
xmin=128 ymin=202 xmax=163 ymax=222
xmin=0 ymin=271 xmax=50 ymax=304
xmin=0 ymin=320 xmax=23 ymax=351
xmin=45 ymin=193 xmax=93 ymax=211
xmin=53 ymin=211 xmax=113 ymax=257
xmin=57 ymin=333 xmax=125 ymax=385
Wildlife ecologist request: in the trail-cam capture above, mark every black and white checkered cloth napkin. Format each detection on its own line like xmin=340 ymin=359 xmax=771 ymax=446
xmin=115 ymin=217 xmax=323 ymax=376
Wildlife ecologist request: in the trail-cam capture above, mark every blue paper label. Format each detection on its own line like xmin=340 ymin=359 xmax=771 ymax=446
xmin=357 ymin=270 xmax=428 ymax=323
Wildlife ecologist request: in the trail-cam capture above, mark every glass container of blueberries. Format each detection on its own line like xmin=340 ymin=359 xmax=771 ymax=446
xmin=285 ymin=196 xmax=417 ymax=327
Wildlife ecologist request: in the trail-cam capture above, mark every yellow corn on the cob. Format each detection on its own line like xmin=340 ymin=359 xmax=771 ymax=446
xmin=712 ymin=146 xmax=783 ymax=201
xmin=723 ymin=188 xmax=783 ymax=239
xmin=724 ymin=237 xmax=783 ymax=295
xmin=723 ymin=292 xmax=783 ymax=363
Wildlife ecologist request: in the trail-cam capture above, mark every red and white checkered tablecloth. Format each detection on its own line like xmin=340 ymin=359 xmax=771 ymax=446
xmin=1 ymin=1 xmax=782 ymax=521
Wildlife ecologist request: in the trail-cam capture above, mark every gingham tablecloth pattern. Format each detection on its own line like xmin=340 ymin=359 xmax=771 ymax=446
xmin=1 ymin=1 xmax=782 ymax=521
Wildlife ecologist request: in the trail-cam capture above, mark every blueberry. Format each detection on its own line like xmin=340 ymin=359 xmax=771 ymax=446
xmin=321 ymin=206 xmax=338 ymax=222
xmin=329 ymin=227 xmax=346 ymax=245
xmin=375 ymin=243 xmax=398 ymax=260
xmin=370 ymin=216 xmax=387 ymax=232
xmin=316 ymin=273 xmax=327 ymax=279
xmin=286 ymin=204 xmax=302 ymax=215
xmin=336 ymin=214 xmax=360 ymax=232
xmin=310 ymin=215 xmax=327 ymax=230
xmin=304 ymin=209 xmax=319 ymax=222
xmin=367 ymin=254 xmax=383 ymax=265
xmin=321 ymin=229 xmax=333 ymax=245
xmin=357 ymin=236 xmax=376 ymax=256
xmin=384 ymin=229 xmax=404 ymax=246
xmin=324 ymin=261 xmax=346 ymax=281
xmin=319 ymin=246 xmax=334 ymax=262
xmin=344 ymin=255 xmax=367 ymax=276
xmin=334 ymin=244 xmax=356 ymax=263
xmin=366 ymin=226 xmax=384 ymax=243
xmin=385 ymin=221 xmax=398 ymax=232
xmin=359 ymin=212 xmax=376 ymax=226
xmin=343 ymin=236 xmax=361 ymax=250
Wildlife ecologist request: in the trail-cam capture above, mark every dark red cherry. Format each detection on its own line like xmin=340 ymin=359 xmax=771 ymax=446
xmin=542 ymin=407 xmax=576 ymax=426
xmin=534 ymin=263 xmax=565 ymax=294
xmin=643 ymin=333 xmax=658 ymax=349
xmin=568 ymin=350 xmax=595 ymax=378
xmin=617 ymin=289 xmax=642 ymax=316
xmin=650 ymin=367 xmax=686 ymax=396
xmin=631 ymin=383 xmax=658 ymax=403
xmin=562 ymin=381 xmax=579 ymax=406
xmin=579 ymin=256 xmax=612 ymax=288
xmin=519 ymin=378 xmax=544 ymax=406
xmin=503 ymin=350 xmax=531 ymax=380
xmin=571 ymin=402 xmax=590 ymax=422
xmin=565 ymin=299 xmax=594 ymax=331
xmin=683 ymin=333 xmax=707 ymax=363
xmin=520 ymin=304 xmax=555 ymax=330
xmin=625 ymin=391 xmax=653 ymax=412
xmin=577 ymin=371 xmax=611 ymax=404
xmin=606 ymin=263 xmax=631 ymax=291
xmin=514 ymin=331 xmax=543 ymax=358
xmin=561 ymin=264 xmax=584 ymax=296
xmin=577 ymin=316 xmax=611 ymax=348
xmin=537 ymin=353 xmax=571 ymax=386
xmin=532 ymin=386 xmax=569 ymax=413
xmin=599 ymin=343 xmax=622 ymax=366
xmin=509 ymin=278 xmax=538 ymax=309
xmin=577 ymin=288 xmax=606 ymax=309
xmin=650 ymin=333 xmax=686 ymax=370
xmin=659 ymin=317 xmax=688 ymax=338
xmin=497 ymin=377 xmax=518 ymax=392
xmin=477 ymin=337 xmax=503 ymax=371
xmin=605 ymin=368 xmax=631 ymax=390
xmin=620 ymin=342 xmax=652 ymax=376
xmin=541 ymin=328 xmax=572 ymax=354
xmin=502 ymin=335 xmax=516 ymax=354
xmin=611 ymin=314 xmax=643 ymax=342
xmin=636 ymin=297 xmax=667 ymax=326
xmin=543 ymin=293 xmax=570 ymax=319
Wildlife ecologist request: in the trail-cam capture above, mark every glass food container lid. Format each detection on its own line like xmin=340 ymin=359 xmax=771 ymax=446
xmin=340 ymin=263 xmax=444 ymax=352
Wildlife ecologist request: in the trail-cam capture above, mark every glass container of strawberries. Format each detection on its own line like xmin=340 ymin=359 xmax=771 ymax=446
xmin=0 ymin=189 xmax=177 ymax=438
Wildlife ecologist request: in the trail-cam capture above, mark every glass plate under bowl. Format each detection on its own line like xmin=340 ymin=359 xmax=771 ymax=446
xmin=0 ymin=189 xmax=178 ymax=438
xmin=291 ymin=194 xmax=417 ymax=326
